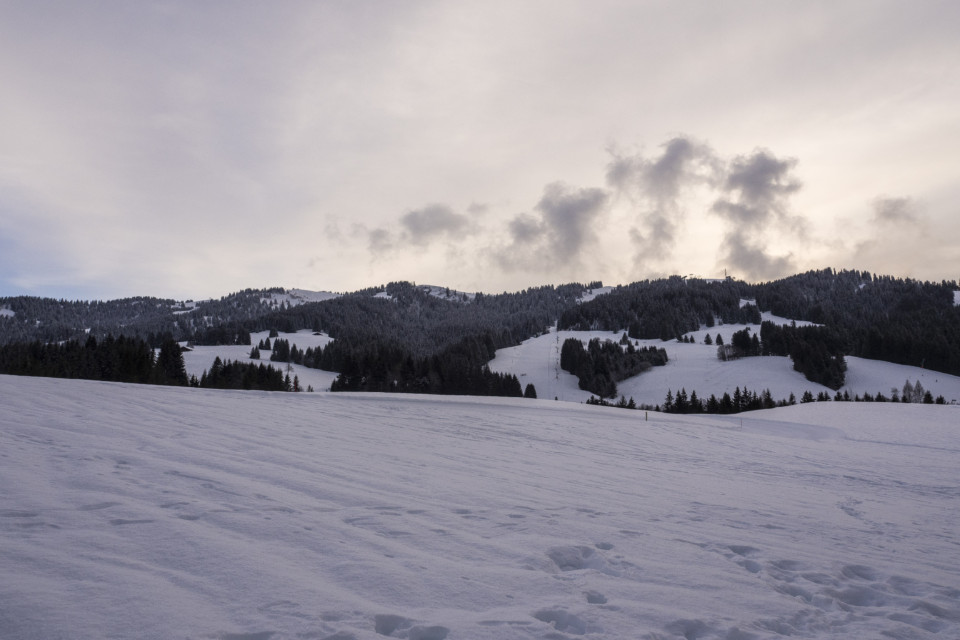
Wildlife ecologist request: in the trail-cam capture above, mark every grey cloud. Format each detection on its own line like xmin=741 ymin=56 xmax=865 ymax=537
xmin=368 ymin=228 xmax=394 ymax=254
xmin=872 ymin=196 xmax=917 ymax=224
xmin=507 ymin=212 xmax=545 ymax=244
xmin=607 ymin=136 xmax=719 ymax=262
xmin=710 ymin=148 xmax=803 ymax=281
xmin=400 ymin=204 xmax=472 ymax=246
xmin=535 ymin=182 xmax=609 ymax=259
xmin=718 ymin=231 xmax=796 ymax=281
xmin=712 ymin=149 xmax=801 ymax=225
xmin=496 ymin=182 xmax=609 ymax=272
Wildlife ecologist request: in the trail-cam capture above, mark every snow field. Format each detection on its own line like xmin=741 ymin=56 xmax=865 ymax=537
xmin=1 ymin=375 xmax=958 ymax=639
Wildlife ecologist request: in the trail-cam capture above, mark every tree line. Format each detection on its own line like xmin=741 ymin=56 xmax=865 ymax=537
xmin=0 ymin=334 xmax=296 ymax=392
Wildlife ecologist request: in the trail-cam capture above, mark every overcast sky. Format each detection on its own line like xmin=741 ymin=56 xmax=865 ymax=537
xmin=2 ymin=1 xmax=958 ymax=300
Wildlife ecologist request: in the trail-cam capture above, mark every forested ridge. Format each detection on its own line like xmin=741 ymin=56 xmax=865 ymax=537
xmin=751 ymin=269 xmax=960 ymax=375
xmin=559 ymin=276 xmax=760 ymax=339
xmin=560 ymin=269 xmax=960 ymax=377
xmin=560 ymin=336 xmax=668 ymax=398
xmin=2 ymin=270 xmax=958 ymax=398
xmin=258 ymin=281 xmax=595 ymax=396
xmin=0 ymin=288 xmax=286 ymax=346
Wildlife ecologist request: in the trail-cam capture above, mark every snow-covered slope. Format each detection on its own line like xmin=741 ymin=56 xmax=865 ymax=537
xmin=489 ymin=324 xmax=960 ymax=407
xmin=264 ymin=289 xmax=340 ymax=306
xmin=183 ymin=329 xmax=338 ymax=391
xmin=578 ymin=286 xmax=613 ymax=303
xmin=2 ymin=375 xmax=958 ymax=639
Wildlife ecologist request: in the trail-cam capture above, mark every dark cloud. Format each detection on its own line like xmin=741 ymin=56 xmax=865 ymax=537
xmin=711 ymin=149 xmax=803 ymax=280
xmin=496 ymin=182 xmax=609 ymax=272
xmin=535 ymin=182 xmax=609 ymax=258
xmin=607 ymin=136 xmax=719 ymax=261
xmin=712 ymin=149 xmax=801 ymax=225
xmin=871 ymin=196 xmax=917 ymax=224
xmin=507 ymin=212 xmax=544 ymax=244
xmin=400 ymin=204 xmax=472 ymax=246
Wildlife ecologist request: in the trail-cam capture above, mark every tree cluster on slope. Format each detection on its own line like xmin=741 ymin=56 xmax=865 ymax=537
xmin=751 ymin=269 xmax=960 ymax=376
xmin=559 ymin=277 xmax=758 ymax=340
xmin=560 ymin=337 xmax=668 ymax=398
xmin=198 ymin=357 xmax=293 ymax=391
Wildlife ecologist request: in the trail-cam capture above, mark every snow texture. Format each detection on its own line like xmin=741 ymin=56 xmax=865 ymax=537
xmin=0 ymin=307 xmax=14 ymax=318
xmin=2 ymin=374 xmax=958 ymax=639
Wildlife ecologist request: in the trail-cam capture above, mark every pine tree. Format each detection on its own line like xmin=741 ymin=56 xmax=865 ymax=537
xmin=155 ymin=339 xmax=188 ymax=386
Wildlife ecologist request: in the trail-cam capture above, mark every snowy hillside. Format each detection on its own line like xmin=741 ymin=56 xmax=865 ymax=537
xmin=264 ymin=288 xmax=340 ymax=307
xmin=183 ymin=329 xmax=339 ymax=392
xmin=489 ymin=323 xmax=960 ymax=407
xmin=2 ymin=375 xmax=958 ymax=639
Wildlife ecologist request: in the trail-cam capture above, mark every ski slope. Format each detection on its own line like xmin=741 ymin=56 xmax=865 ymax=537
xmin=2 ymin=375 xmax=958 ymax=639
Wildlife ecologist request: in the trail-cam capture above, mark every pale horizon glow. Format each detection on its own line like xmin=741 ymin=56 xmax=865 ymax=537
xmin=1 ymin=1 xmax=958 ymax=300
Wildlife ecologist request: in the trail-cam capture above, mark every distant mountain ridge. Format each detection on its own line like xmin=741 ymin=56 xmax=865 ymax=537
xmin=2 ymin=270 xmax=959 ymax=389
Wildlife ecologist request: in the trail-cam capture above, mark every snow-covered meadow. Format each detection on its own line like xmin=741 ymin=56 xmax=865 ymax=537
xmin=2 ymin=375 xmax=958 ymax=639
